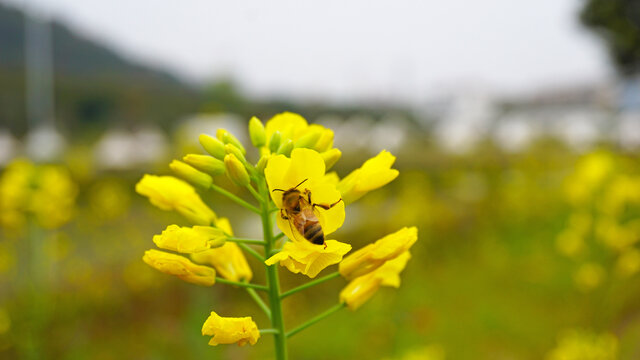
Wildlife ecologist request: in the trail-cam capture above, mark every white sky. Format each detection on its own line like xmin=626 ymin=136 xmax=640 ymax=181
xmin=7 ymin=0 xmax=611 ymax=103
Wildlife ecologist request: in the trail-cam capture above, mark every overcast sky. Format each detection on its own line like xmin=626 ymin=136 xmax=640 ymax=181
xmin=6 ymin=0 xmax=611 ymax=103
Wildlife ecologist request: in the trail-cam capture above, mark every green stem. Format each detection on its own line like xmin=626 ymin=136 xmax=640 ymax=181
xmin=286 ymin=303 xmax=346 ymax=338
xmin=259 ymin=179 xmax=288 ymax=360
xmin=280 ymin=272 xmax=340 ymax=299
xmin=246 ymin=184 xmax=262 ymax=202
xmin=237 ymin=243 xmax=264 ymax=262
xmin=259 ymin=328 xmax=279 ymax=335
xmin=227 ymin=237 xmax=266 ymax=245
xmin=246 ymin=287 xmax=271 ymax=319
xmin=210 ymin=183 xmax=261 ymax=214
xmin=214 ymin=277 xmax=268 ymax=291
xmin=273 ymin=232 xmax=285 ymax=242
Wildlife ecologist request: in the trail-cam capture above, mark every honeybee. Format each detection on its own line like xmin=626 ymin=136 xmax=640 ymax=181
xmin=272 ymin=178 xmax=342 ymax=246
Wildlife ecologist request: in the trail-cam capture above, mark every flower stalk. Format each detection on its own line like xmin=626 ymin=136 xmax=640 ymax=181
xmin=259 ymin=178 xmax=289 ymax=360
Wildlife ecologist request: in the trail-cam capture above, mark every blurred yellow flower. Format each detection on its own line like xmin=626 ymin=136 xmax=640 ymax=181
xmin=265 ymin=148 xmax=345 ymax=242
xmin=153 ymin=224 xmax=226 ymax=253
xmin=574 ymin=262 xmax=605 ymax=292
xmin=340 ymin=227 xmax=417 ymax=280
xmin=546 ymin=329 xmax=617 ymax=360
xmin=190 ymin=218 xmax=253 ymax=282
xmin=600 ymin=175 xmax=640 ymax=216
xmin=0 ymin=307 xmax=10 ymax=335
xmin=87 ymin=178 xmax=131 ymax=221
xmin=201 ymin=311 xmax=260 ymax=346
xmin=340 ymin=251 xmax=411 ymax=310
xmin=555 ymin=229 xmax=585 ymax=258
xmin=385 ymin=344 xmax=446 ymax=360
xmin=616 ymin=248 xmax=640 ymax=276
xmin=142 ymin=249 xmax=216 ymax=286
xmin=564 ymin=150 xmax=615 ymax=205
xmin=265 ymin=240 xmax=351 ymax=278
xmin=136 ymin=175 xmax=217 ymax=225
xmin=336 ymin=150 xmax=399 ymax=204
xmin=0 ymin=159 xmax=78 ymax=230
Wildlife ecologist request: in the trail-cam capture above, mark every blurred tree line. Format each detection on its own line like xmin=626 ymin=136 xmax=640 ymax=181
xmin=581 ymin=0 xmax=640 ymax=76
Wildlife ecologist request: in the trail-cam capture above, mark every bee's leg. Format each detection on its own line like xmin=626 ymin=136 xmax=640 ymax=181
xmin=280 ymin=209 xmax=289 ymax=220
xmin=312 ymin=198 xmax=343 ymax=211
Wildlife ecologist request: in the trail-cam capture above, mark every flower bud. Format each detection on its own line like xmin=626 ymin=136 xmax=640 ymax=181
xmin=294 ymin=131 xmax=321 ymax=149
xmin=199 ymin=134 xmax=226 ymax=160
xmin=268 ymin=131 xmax=281 ymax=153
xmin=224 ymin=144 xmax=247 ymax=164
xmin=256 ymin=154 xmax=269 ymax=174
xmin=259 ymin=146 xmax=271 ymax=157
xmin=170 ymin=160 xmax=213 ymax=189
xmin=321 ymin=148 xmax=342 ymax=170
xmin=224 ymin=154 xmax=250 ymax=187
xmin=248 ymin=116 xmax=266 ymax=147
xmin=143 ymin=249 xmax=216 ymax=286
xmin=153 ymin=225 xmax=227 ymax=253
xmin=277 ymin=139 xmax=294 ymax=156
xmin=314 ymin=128 xmax=334 ymax=152
xmin=217 ymin=129 xmax=246 ymax=155
xmin=183 ymin=154 xmax=225 ymax=176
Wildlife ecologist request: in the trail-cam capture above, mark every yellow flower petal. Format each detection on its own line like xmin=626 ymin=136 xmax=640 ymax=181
xmin=265 ymin=240 xmax=351 ymax=278
xmin=190 ymin=218 xmax=253 ymax=282
xmin=201 ymin=311 xmax=260 ymax=346
xmin=191 ymin=243 xmax=253 ymax=282
xmin=142 ymin=249 xmax=216 ymax=286
xmin=265 ymin=112 xmax=309 ymax=148
xmin=339 ymin=227 xmax=417 ymax=280
xmin=153 ymin=224 xmax=226 ymax=253
xmin=337 ymin=150 xmax=399 ymax=204
xmin=340 ymin=251 xmax=411 ymax=310
xmin=266 ymin=149 xmax=345 ymax=241
xmin=135 ymin=175 xmax=217 ymax=225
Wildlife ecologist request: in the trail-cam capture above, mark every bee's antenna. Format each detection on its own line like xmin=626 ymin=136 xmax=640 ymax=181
xmin=272 ymin=189 xmax=285 ymax=192
xmin=293 ymin=178 xmax=308 ymax=189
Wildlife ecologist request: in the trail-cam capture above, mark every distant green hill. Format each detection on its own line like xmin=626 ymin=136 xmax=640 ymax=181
xmin=0 ymin=3 xmax=199 ymax=135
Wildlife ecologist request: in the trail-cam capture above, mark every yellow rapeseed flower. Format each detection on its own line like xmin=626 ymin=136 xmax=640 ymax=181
xmin=265 ymin=148 xmax=345 ymax=242
xmin=564 ymin=150 xmax=615 ymax=205
xmin=190 ymin=218 xmax=253 ymax=282
xmin=546 ymin=329 xmax=617 ymax=360
xmin=142 ymin=249 xmax=216 ymax=286
xmin=616 ymin=248 xmax=640 ymax=276
xmin=339 ymin=227 xmax=417 ymax=280
xmin=265 ymin=240 xmax=352 ymax=278
xmin=201 ymin=311 xmax=260 ymax=346
xmin=336 ymin=150 xmax=399 ymax=204
xmin=340 ymin=251 xmax=411 ymax=310
xmin=136 ymin=175 xmax=217 ymax=225
xmin=153 ymin=224 xmax=226 ymax=253
xmin=264 ymin=112 xmax=335 ymax=154
xmin=574 ymin=262 xmax=605 ymax=292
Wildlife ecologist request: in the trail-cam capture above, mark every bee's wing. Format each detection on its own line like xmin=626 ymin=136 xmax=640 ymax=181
xmin=277 ymin=210 xmax=306 ymax=242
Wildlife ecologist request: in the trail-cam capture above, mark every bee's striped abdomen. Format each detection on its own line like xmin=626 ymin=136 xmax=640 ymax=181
xmin=303 ymin=220 xmax=324 ymax=245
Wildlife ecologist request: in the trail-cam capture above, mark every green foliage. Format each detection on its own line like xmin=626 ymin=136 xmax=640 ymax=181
xmin=581 ymin=0 xmax=640 ymax=75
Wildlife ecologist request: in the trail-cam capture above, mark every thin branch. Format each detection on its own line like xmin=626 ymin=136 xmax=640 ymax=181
xmin=286 ymin=303 xmax=346 ymax=338
xmin=215 ymin=277 xmax=268 ymax=291
xmin=237 ymin=242 xmax=265 ymax=262
xmin=280 ymin=272 xmax=341 ymax=299
xmin=227 ymin=237 xmax=266 ymax=245
xmin=246 ymin=286 xmax=271 ymax=319
xmin=210 ymin=183 xmax=260 ymax=214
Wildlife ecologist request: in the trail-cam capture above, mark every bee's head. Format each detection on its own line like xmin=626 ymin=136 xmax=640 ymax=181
xmin=282 ymin=189 xmax=301 ymax=210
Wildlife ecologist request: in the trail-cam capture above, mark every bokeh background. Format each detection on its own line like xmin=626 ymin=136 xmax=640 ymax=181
xmin=1 ymin=0 xmax=640 ymax=359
